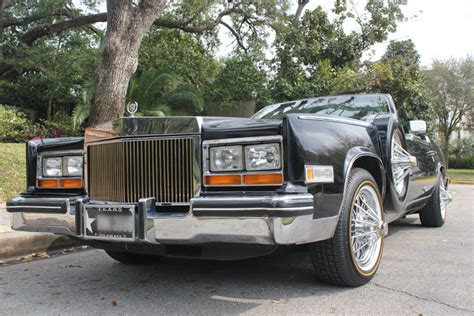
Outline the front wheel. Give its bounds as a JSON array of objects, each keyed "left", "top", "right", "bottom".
[{"left": 308, "top": 168, "right": 385, "bottom": 287}]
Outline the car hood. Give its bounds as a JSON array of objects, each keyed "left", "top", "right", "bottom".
[{"left": 84, "top": 116, "right": 282, "bottom": 143}]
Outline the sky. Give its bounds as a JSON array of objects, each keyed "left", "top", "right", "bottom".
[
  {"left": 367, "top": 0, "right": 474, "bottom": 66},
  {"left": 217, "top": 0, "right": 474, "bottom": 67}
]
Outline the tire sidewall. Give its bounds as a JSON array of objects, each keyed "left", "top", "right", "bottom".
[
  {"left": 433, "top": 173, "right": 446, "bottom": 224},
  {"left": 339, "top": 168, "right": 384, "bottom": 283}
]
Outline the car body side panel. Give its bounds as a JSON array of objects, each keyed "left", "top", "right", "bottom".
[{"left": 283, "top": 114, "right": 384, "bottom": 219}]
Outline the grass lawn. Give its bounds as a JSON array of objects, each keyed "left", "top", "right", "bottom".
[
  {"left": 0, "top": 143, "right": 26, "bottom": 202},
  {"left": 448, "top": 169, "right": 474, "bottom": 185}
]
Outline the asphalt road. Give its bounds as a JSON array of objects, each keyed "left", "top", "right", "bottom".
[{"left": 0, "top": 185, "right": 472, "bottom": 315}]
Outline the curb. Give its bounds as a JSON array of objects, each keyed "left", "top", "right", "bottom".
[{"left": 0, "top": 231, "right": 80, "bottom": 261}]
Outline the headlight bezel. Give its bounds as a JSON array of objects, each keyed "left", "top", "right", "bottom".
[
  {"left": 203, "top": 136, "right": 284, "bottom": 187},
  {"left": 36, "top": 151, "right": 84, "bottom": 189}
]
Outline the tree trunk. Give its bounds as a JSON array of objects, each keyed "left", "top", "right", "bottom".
[
  {"left": 47, "top": 97, "right": 53, "bottom": 120},
  {"left": 443, "top": 132, "right": 450, "bottom": 169},
  {"left": 88, "top": 0, "right": 166, "bottom": 126}
]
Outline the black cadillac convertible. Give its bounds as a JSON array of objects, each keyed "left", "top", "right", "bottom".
[{"left": 7, "top": 93, "right": 449, "bottom": 287}]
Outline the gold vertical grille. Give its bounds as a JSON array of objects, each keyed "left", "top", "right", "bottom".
[{"left": 88, "top": 138, "right": 195, "bottom": 203}]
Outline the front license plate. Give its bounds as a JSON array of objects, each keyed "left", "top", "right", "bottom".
[{"left": 83, "top": 205, "right": 135, "bottom": 240}]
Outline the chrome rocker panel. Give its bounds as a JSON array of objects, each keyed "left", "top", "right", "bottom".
[{"left": 8, "top": 194, "right": 338, "bottom": 246}]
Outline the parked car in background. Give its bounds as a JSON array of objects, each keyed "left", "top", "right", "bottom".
[{"left": 7, "top": 94, "right": 449, "bottom": 287}]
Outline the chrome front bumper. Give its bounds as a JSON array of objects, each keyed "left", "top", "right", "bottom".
[{"left": 7, "top": 194, "right": 338, "bottom": 246}]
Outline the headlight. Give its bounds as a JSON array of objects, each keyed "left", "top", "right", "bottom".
[
  {"left": 42, "top": 156, "right": 83, "bottom": 177},
  {"left": 63, "top": 156, "right": 83, "bottom": 176},
  {"left": 43, "top": 157, "right": 62, "bottom": 177},
  {"left": 210, "top": 145, "right": 243, "bottom": 172},
  {"left": 245, "top": 143, "right": 281, "bottom": 170}
]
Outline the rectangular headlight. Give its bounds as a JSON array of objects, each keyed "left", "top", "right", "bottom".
[
  {"left": 210, "top": 145, "right": 243, "bottom": 172},
  {"left": 63, "top": 156, "right": 83, "bottom": 176},
  {"left": 43, "top": 157, "right": 62, "bottom": 177},
  {"left": 245, "top": 143, "right": 281, "bottom": 171}
]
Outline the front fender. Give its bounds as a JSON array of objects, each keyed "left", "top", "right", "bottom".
[{"left": 283, "top": 114, "right": 383, "bottom": 220}]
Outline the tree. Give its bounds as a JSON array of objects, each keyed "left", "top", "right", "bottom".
[
  {"left": 0, "top": 1, "right": 101, "bottom": 119},
  {"left": 87, "top": 0, "right": 284, "bottom": 125},
  {"left": 1, "top": 0, "right": 266, "bottom": 125},
  {"left": 270, "top": 0, "right": 407, "bottom": 102},
  {"left": 205, "top": 54, "right": 267, "bottom": 115},
  {"left": 361, "top": 40, "right": 432, "bottom": 125},
  {"left": 87, "top": 0, "right": 166, "bottom": 125},
  {"left": 425, "top": 57, "right": 474, "bottom": 167}
]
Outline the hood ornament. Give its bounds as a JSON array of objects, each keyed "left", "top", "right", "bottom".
[{"left": 126, "top": 101, "right": 138, "bottom": 117}]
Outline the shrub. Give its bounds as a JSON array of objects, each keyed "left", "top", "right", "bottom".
[
  {"left": 0, "top": 105, "right": 80, "bottom": 143},
  {"left": 0, "top": 105, "right": 34, "bottom": 143},
  {"left": 449, "top": 156, "right": 474, "bottom": 169},
  {"left": 39, "top": 112, "right": 80, "bottom": 138}
]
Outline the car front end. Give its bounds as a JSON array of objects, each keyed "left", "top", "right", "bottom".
[{"left": 7, "top": 116, "right": 339, "bottom": 260}]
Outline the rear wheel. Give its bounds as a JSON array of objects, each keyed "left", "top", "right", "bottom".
[
  {"left": 308, "top": 168, "right": 385, "bottom": 287},
  {"left": 105, "top": 250, "right": 161, "bottom": 264},
  {"left": 419, "top": 174, "right": 448, "bottom": 227}
]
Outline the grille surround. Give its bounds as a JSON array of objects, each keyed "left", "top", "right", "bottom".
[{"left": 87, "top": 137, "right": 198, "bottom": 203}]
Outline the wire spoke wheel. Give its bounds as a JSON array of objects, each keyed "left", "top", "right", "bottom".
[
  {"left": 350, "top": 183, "right": 384, "bottom": 274},
  {"left": 439, "top": 180, "right": 449, "bottom": 220},
  {"left": 391, "top": 132, "right": 411, "bottom": 196}
]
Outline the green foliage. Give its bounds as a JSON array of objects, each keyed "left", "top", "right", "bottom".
[
  {"left": 0, "top": 0, "right": 101, "bottom": 120},
  {"left": 39, "top": 112, "right": 80, "bottom": 138},
  {"left": 449, "top": 138, "right": 474, "bottom": 157},
  {"left": 448, "top": 157, "right": 474, "bottom": 169},
  {"left": 0, "top": 105, "right": 79, "bottom": 143},
  {"left": 139, "top": 29, "right": 219, "bottom": 89},
  {"left": 72, "top": 81, "right": 94, "bottom": 131},
  {"left": 362, "top": 40, "right": 432, "bottom": 125},
  {"left": 425, "top": 57, "right": 474, "bottom": 135},
  {"left": 0, "top": 105, "right": 33, "bottom": 143},
  {"left": 270, "top": 1, "right": 407, "bottom": 102},
  {"left": 424, "top": 57, "right": 474, "bottom": 165},
  {"left": 128, "top": 68, "right": 204, "bottom": 116},
  {"left": 0, "top": 143, "right": 26, "bottom": 202},
  {"left": 207, "top": 55, "right": 266, "bottom": 109}
]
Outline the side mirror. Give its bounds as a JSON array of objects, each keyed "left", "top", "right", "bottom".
[{"left": 409, "top": 120, "right": 427, "bottom": 134}]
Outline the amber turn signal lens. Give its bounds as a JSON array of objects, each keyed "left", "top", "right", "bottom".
[
  {"left": 59, "top": 179, "right": 83, "bottom": 187},
  {"left": 37, "top": 179, "right": 58, "bottom": 188},
  {"left": 205, "top": 175, "right": 241, "bottom": 186},
  {"left": 38, "top": 179, "right": 83, "bottom": 188},
  {"left": 243, "top": 173, "right": 283, "bottom": 185}
]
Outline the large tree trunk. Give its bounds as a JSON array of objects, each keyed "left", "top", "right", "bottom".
[{"left": 88, "top": 0, "right": 166, "bottom": 126}]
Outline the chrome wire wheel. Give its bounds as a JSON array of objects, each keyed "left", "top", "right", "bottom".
[
  {"left": 350, "top": 183, "right": 384, "bottom": 275},
  {"left": 391, "top": 132, "right": 411, "bottom": 196},
  {"left": 439, "top": 180, "right": 449, "bottom": 220}
]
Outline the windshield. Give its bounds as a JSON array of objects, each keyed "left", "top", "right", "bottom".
[{"left": 253, "top": 95, "right": 390, "bottom": 120}]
